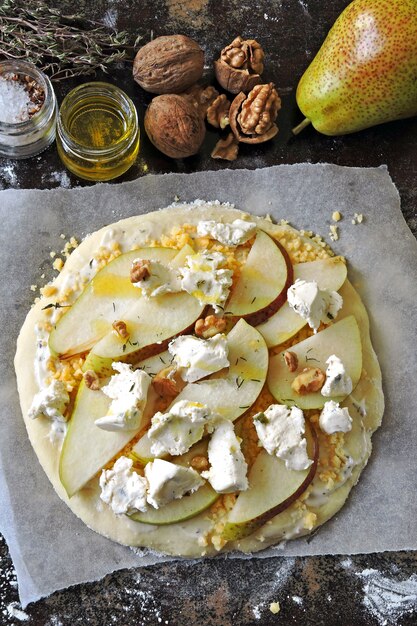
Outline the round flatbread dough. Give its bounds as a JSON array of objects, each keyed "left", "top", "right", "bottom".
[{"left": 15, "top": 201, "right": 384, "bottom": 557}]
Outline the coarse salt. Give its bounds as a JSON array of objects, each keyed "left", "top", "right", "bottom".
[{"left": 0, "top": 77, "right": 33, "bottom": 123}]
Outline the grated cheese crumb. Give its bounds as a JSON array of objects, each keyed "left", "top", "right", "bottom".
[
  {"left": 332, "top": 211, "right": 342, "bottom": 222},
  {"left": 30, "top": 284, "right": 37, "bottom": 292},
  {"left": 329, "top": 224, "right": 339, "bottom": 241},
  {"left": 60, "top": 233, "right": 66, "bottom": 239},
  {"left": 269, "top": 602, "right": 280, "bottom": 614},
  {"left": 49, "top": 250, "right": 57, "bottom": 258},
  {"left": 53, "top": 258, "right": 64, "bottom": 272}
]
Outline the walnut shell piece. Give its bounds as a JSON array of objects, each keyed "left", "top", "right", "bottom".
[
  {"left": 229, "top": 83, "right": 281, "bottom": 144},
  {"left": 207, "top": 94, "right": 231, "bottom": 129},
  {"left": 181, "top": 84, "right": 219, "bottom": 119},
  {"left": 144, "top": 94, "right": 206, "bottom": 158},
  {"left": 211, "top": 133, "right": 239, "bottom": 161},
  {"left": 215, "top": 36, "right": 264, "bottom": 94},
  {"left": 133, "top": 35, "right": 204, "bottom": 94}
]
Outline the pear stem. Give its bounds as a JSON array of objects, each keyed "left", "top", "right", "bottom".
[{"left": 292, "top": 118, "right": 311, "bottom": 135}]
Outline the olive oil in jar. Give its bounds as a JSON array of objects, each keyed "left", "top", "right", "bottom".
[{"left": 57, "top": 82, "right": 139, "bottom": 181}]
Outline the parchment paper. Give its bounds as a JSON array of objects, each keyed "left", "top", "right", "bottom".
[{"left": 1, "top": 164, "right": 416, "bottom": 608}]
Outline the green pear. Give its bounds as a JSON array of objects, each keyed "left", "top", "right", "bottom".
[{"left": 293, "top": 0, "right": 417, "bottom": 136}]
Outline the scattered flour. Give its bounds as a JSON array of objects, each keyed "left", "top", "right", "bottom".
[
  {"left": 249, "top": 558, "right": 296, "bottom": 620},
  {"left": 0, "top": 161, "right": 18, "bottom": 187},
  {"left": 356, "top": 569, "right": 417, "bottom": 626},
  {"left": 292, "top": 595, "right": 303, "bottom": 605},
  {"left": 46, "top": 170, "right": 72, "bottom": 188},
  {"left": 298, "top": 0, "right": 311, "bottom": 17},
  {"left": 103, "top": 7, "right": 118, "bottom": 28},
  {"left": 6, "top": 602, "right": 30, "bottom": 622},
  {"left": 44, "top": 617, "right": 63, "bottom": 626},
  {"left": 263, "top": 12, "right": 281, "bottom": 22}
]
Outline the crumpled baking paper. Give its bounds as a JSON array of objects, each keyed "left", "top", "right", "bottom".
[{"left": 0, "top": 164, "right": 416, "bottom": 607}]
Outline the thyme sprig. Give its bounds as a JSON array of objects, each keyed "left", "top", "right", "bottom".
[{"left": 0, "top": 0, "right": 139, "bottom": 81}]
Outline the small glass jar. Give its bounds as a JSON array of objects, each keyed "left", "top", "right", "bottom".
[
  {"left": 56, "top": 82, "right": 140, "bottom": 182},
  {"left": 0, "top": 60, "right": 57, "bottom": 159}
]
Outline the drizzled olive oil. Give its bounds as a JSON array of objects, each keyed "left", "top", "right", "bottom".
[{"left": 57, "top": 82, "right": 139, "bottom": 181}]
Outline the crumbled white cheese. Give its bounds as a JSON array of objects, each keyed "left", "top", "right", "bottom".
[
  {"left": 180, "top": 251, "right": 233, "bottom": 314},
  {"left": 131, "top": 259, "right": 182, "bottom": 297},
  {"left": 287, "top": 279, "right": 343, "bottom": 332},
  {"left": 253, "top": 404, "right": 312, "bottom": 471},
  {"left": 197, "top": 219, "right": 257, "bottom": 246},
  {"left": 48, "top": 420, "right": 68, "bottom": 448},
  {"left": 321, "top": 355, "right": 353, "bottom": 397},
  {"left": 99, "top": 456, "right": 148, "bottom": 515},
  {"left": 95, "top": 362, "right": 151, "bottom": 432},
  {"left": 145, "top": 458, "right": 205, "bottom": 508},
  {"left": 168, "top": 333, "right": 229, "bottom": 383},
  {"left": 319, "top": 401, "right": 352, "bottom": 434},
  {"left": 147, "top": 400, "right": 216, "bottom": 456},
  {"left": 202, "top": 419, "right": 248, "bottom": 493},
  {"left": 28, "top": 379, "right": 69, "bottom": 422},
  {"left": 34, "top": 323, "right": 53, "bottom": 387}
]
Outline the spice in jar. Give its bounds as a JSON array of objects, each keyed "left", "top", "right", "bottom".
[{"left": 0, "top": 60, "right": 57, "bottom": 159}]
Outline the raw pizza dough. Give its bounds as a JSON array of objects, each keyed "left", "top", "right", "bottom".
[{"left": 14, "top": 202, "right": 384, "bottom": 556}]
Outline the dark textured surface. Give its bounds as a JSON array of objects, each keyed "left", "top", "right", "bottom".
[{"left": 1, "top": 0, "right": 417, "bottom": 624}]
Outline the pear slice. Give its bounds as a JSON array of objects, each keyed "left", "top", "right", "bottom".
[
  {"left": 131, "top": 318, "right": 269, "bottom": 463},
  {"left": 226, "top": 230, "right": 293, "bottom": 325},
  {"left": 59, "top": 380, "right": 159, "bottom": 497},
  {"left": 129, "top": 441, "right": 219, "bottom": 525},
  {"left": 222, "top": 422, "right": 318, "bottom": 541},
  {"left": 49, "top": 247, "right": 177, "bottom": 358},
  {"left": 128, "top": 483, "right": 218, "bottom": 525},
  {"left": 268, "top": 315, "right": 362, "bottom": 410},
  {"left": 256, "top": 256, "right": 347, "bottom": 347},
  {"left": 82, "top": 290, "right": 205, "bottom": 377}
]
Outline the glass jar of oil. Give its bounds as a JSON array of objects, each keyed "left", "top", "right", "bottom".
[{"left": 56, "top": 82, "right": 139, "bottom": 181}]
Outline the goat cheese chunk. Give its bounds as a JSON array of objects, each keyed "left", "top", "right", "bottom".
[
  {"left": 99, "top": 456, "right": 148, "bottom": 515},
  {"left": 145, "top": 459, "right": 205, "bottom": 508},
  {"left": 321, "top": 355, "right": 353, "bottom": 397},
  {"left": 253, "top": 404, "right": 312, "bottom": 471},
  {"left": 319, "top": 401, "right": 353, "bottom": 434},
  {"left": 287, "top": 279, "right": 343, "bottom": 332},
  {"left": 180, "top": 251, "right": 233, "bottom": 314},
  {"left": 95, "top": 362, "right": 151, "bottom": 432},
  {"left": 168, "top": 333, "right": 229, "bottom": 383},
  {"left": 132, "top": 259, "right": 182, "bottom": 297},
  {"left": 28, "top": 379, "right": 69, "bottom": 422},
  {"left": 147, "top": 400, "right": 216, "bottom": 456},
  {"left": 197, "top": 219, "right": 257, "bottom": 246},
  {"left": 202, "top": 419, "right": 248, "bottom": 493}
]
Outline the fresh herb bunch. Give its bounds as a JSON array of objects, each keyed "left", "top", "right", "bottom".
[{"left": 0, "top": 0, "right": 139, "bottom": 81}]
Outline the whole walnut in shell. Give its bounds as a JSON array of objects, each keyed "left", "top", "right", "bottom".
[
  {"left": 133, "top": 35, "right": 204, "bottom": 94},
  {"left": 144, "top": 94, "right": 206, "bottom": 158}
]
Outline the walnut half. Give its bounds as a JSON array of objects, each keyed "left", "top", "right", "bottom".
[
  {"left": 214, "top": 36, "right": 264, "bottom": 94},
  {"left": 152, "top": 366, "right": 180, "bottom": 398},
  {"left": 83, "top": 369, "right": 100, "bottom": 390},
  {"left": 130, "top": 259, "right": 151, "bottom": 283},
  {"left": 195, "top": 315, "right": 227, "bottom": 338},
  {"left": 112, "top": 320, "right": 129, "bottom": 340},
  {"left": 284, "top": 351, "right": 298, "bottom": 373},
  {"left": 291, "top": 367, "right": 326, "bottom": 395},
  {"left": 229, "top": 83, "right": 281, "bottom": 144},
  {"left": 207, "top": 94, "right": 231, "bottom": 129}
]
